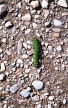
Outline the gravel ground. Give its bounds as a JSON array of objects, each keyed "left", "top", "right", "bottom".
[{"left": 0, "top": 0, "right": 68, "bottom": 108}]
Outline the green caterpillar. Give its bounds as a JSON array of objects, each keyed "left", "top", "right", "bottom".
[{"left": 33, "top": 37, "right": 40, "bottom": 68}]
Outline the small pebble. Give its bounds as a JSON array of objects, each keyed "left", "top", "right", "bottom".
[
  {"left": 0, "top": 73, "right": 6, "bottom": 81},
  {"left": 25, "top": 68, "right": 31, "bottom": 73},
  {"left": 5, "top": 21, "right": 13, "bottom": 28},
  {"left": 22, "top": 13, "right": 31, "bottom": 22},
  {"left": 42, "top": 0, "right": 48, "bottom": 9},
  {"left": 1, "top": 37, "right": 6, "bottom": 43},
  {"left": 58, "top": 0, "right": 67, "bottom": 7},
  {"left": 32, "top": 23, "right": 37, "bottom": 28},
  {"left": 63, "top": 98, "right": 67, "bottom": 104},
  {"left": 0, "top": 48, "right": 2, "bottom": 53},
  {"left": 0, "top": 4, "right": 7, "bottom": 17},
  {"left": 10, "top": 84, "right": 18, "bottom": 93},
  {"left": 48, "top": 46, "right": 53, "bottom": 51},
  {"left": 31, "top": 1, "right": 39, "bottom": 9},
  {"left": 17, "top": 59, "right": 23, "bottom": 64},
  {"left": 0, "top": 62, "right": 5, "bottom": 72},
  {"left": 56, "top": 45, "right": 62, "bottom": 51},
  {"left": 53, "top": 19, "right": 62, "bottom": 26},
  {"left": 23, "top": 43, "right": 28, "bottom": 49},
  {"left": 32, "top": 80, "right": 43, "bottom": 90},
  {"left": 48, "top": 96, "right": 54, "bottom": 101},
  {"left": 20, "top": 89, "right": 30, "bottom": 98},
  {"left": 25, "top": 29, "right": 31, "bottom": 34},
  {"left": 17, "top": 41, "right": 22, "bottom": 55},
  {"left": 22, "top": 54, "right": 29, "bottom": 59},
  {"left": 43, "top": 9, "right": 49, "bottom": 18},
  {"left": 37, "top": 104, "right": 42, "bottom": 108},
  {"left": 24, "top": 64, "right": 28, "bottom": 68}
]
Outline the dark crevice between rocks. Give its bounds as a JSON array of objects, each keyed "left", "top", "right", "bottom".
[
  {"left": 0, "top": 1, "right": 8, "bottom": 19},
  {"left": 29, "top": 0, "right": 42, "bottom": 10},
  {"left": 0, "top": 1, "right": 6, "bottom": 5},
  {"left": 0, "top": 94, "right": 6, "bottom": 101},
  {"left": 35, "top": 2, "right": 42, "bottom": 10},
  {"left": 0, "top": 10, "right": 8, "bottom": 19},
  {"left": 48, "top": 0, "right": 55, "bottom": 9}
]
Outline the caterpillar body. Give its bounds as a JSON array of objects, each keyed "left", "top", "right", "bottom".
[{"left": 33, "top": 37, "right": 40, "bottom": 68}]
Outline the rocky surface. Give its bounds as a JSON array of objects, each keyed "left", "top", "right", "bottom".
[{"left": 0, "top": 0, "right": 68, "bottom": 108}]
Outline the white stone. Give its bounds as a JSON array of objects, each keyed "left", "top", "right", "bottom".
[
  {"left": 55, "top": 67, "right": 59, "bottom": 71},
  {"left": 3, "top": 104, "right": 7, "bottom": 108},
  {"left": 56, "top": 45, "right": 62, "bottom": 51},
  {"left": 16, "top": 2, "right": 21, "bottom": 8},
  {"left": 32, "top": 95, "right": 39, "bottom": 101},
  {"left": 32, "top": 23, "right": 37, "bottom": 28},
  {"left": 10, "top": 84, "right": 18, "bottom": 93},
  {"left": 48, "top": 104, "right": 52, "bottom": 108},
  {"left": 10, "top": 105, "right": 15, "bottom": 108},
  {"left": 44, "top": 92, "right": 49, "bottom": 96},
  {"left": 0, "top": 48, "right": 2, "bottom": 53},
  {"left": 63, "top": 99, "right": 67, "bottom": 104},
  {"left": 44, "top": 10, "right": 49, "bottom": 18},
  {"left": 48, "top": 46, "right": 53, "bottom": 51},
  {"left": 53, "top": 19, "right": 62, "bottom": 26},
  {"left": 31, "top": 1, "right": 39, "bottom": 9},
  {"left": 48, "top": 96, "right": 54, "bottom": 101},
  {"left": 5, "top": 50, "right": 11, "bottom": 56},
  {"left": 23, "top": 43, "right": 28, "bottom": 49},
  {"left": 25, "top": 68, "right": 31, "bottom": 73},
  {"left": 22, "top": 54, "right": 28, "bottom": 59},
  {"left": 45, "top": 21, "right": 50, "bottom": 26},
  {"left": 22, "top": 13, "right": 31, "bottom": 22},
  {"left": 27, "top": 87, "right": 31, "bottom": 91},
  {"left": 58, "top": 0, "right": 67, "bottom": 8},
  {"left": 44, "top": 105, "right": 48, "bottom": 108},
  {"left": 42, "top": 0, "right": 48, "bottom": 8},
  {"left": 5, "top": 21, "right": 12, "bottom": 28},
  {"left": 20, "top": 89, "right": 30, "bottom": 98},
  {"left": 1, "top": 37, "right": 6, "bottom": 43},
  {"left": 32, "top": 80, "right": 43, "bottom": 90},
  {"left": 24, "top": 64, "right": 28, "bottom": 69},
  {"left": 0, "top": 62, "right": 5, "bottom": 72},
  {"left": 25, "top": 29, "right": 31, "bottom": 34},
  {"left": 45, "top": 43, "right": 49, "bottom": 47},
  {"left": 0, "top": 87, "right": 2, "bottom": 91},
  {"left": 0, "top": 73, "right": 5, "bottom": 81},
  {"left": 66, "top": 48, "right": 68, "bottom": 53},
  {"left": 21, "top": 26, "right": 26, "bottom": 31},
  {"left": 17, "top": 59, "right": 23, "bottom": 64},
  {"left": 24, "top": 0, "right": 30, "bottom": 3},
  {"left": 0, "top": 4, "right": 7, "bottom": 16},
  {"left": 37, "top": 104, "right": 42, "bottom": 108}
]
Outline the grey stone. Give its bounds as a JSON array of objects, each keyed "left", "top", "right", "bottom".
[
  {"left": 17, "top": 41, "right": 22, "bottom": 55},
  {"left": 10, "top": 84, "right": 18, "bottom": 93},
  {"left": 0, "top": 4, "right": 7, "bottom": 17},
  {"left": 53, "top": 19, "right": 62, "bottom": 26},
  {"left": 20, "top": 89, "right": 30, "bottom": 98}
]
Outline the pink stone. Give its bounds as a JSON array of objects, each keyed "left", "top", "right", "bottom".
[
  {"left": 27, "top": 49, "right": 34, "bottom": 56},
  {"left": 43, "top": 9, "right": 49, "bottom": 19},
  {"left": 24, "top": 21, "right": 30, "bottom": 26}
]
